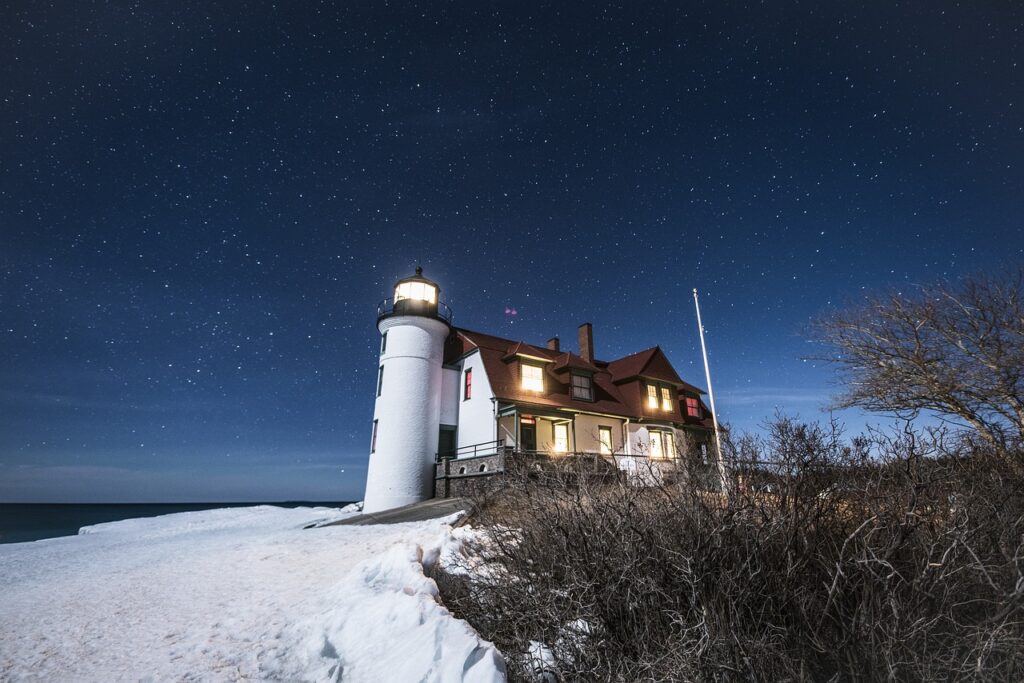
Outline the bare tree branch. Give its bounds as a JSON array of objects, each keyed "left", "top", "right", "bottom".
[{"left": 811, "top": 269, "right": 1024, "bottom": 473}]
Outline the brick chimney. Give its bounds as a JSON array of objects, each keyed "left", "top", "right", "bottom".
[
  {"left": 546, "top": 337, "right": 560, "bottom": 352},
  {"left": 577, "top": 323, "right": 594, "bottom": 363}
]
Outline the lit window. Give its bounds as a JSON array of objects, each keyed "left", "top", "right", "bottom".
[
  {"left": 661, "top": 386, "right": 672, "bottom": 411},
  {"left": 685, "top": 397, "right": 700, "bottom": 417},
  {"left": 598, "top": 426, "right": 613, "bottom": 455},
  {"left": 464, "top": 368, "right": 472, "bottom": 400},
  {"left": 521, "top": 364, "right": 544, "bottom": 392},
  {"left": 571, "top": 373, "right": 592, "bottom": 400},
  {"left": 649, "top": 430, "right": 674, "bottom": 459},
  {"left": 376, "top": 365, "right": 384, "bottom": 396},
  {"left": 553, "top": 423, "right": 569, "bottom": 452},
  {"left": 370, "top": 419, "right": 378, "bottom": 453},
  {"left": 650, "top": 430, "right": 664, "bottom": 459},
  {"left": 646, "top": 383, "right": 658, "bottom": 409},
  {"left": 380, "top": 331, "right": 387, "bottom": 354},
  {"left": 395, "top": 280, "right": 437, "bottom": 303}
]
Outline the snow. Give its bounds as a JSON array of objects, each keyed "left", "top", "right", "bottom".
[{"left": 0, "top": 505, "right": 504, "bottom": 682}]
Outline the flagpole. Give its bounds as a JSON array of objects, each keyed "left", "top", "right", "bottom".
[{"left": 693, "top": 288, "right": 730, "bottom": 493}]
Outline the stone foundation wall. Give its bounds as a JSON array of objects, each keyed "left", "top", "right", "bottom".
[
  {"left": 433, "top": 451, "right": 706, "bottom": 499},
  {"left": 433, "top": 452, "right": 506, "bottom": 499}
]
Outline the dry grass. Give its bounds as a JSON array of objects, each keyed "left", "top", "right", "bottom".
[{"left": 434, "top": 418, "right": 1024, "bottom": 682}]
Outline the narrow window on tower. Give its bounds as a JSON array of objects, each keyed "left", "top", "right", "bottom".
[
  {"left": 646, "top": 383, "right": 659, "bottom": 409},
  {"left": 599, "top": 426, "right": 613, "bottom": 455},
  {"left": 376, "top": 365, "right": 384, "bottom": 396},
  {"left": 661, "top": 386, "right": 672, "bottom": 411},
  {"left": 370, "top": 419, "right": 378, "bottom": 453},
  {"left": 464, "top": 368, "right": 472, "bottom": 400},
  {"left": 380, "top": 331, "right": 387, "bottom": 354}
]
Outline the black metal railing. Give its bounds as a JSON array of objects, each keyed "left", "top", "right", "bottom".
[
  {"left": 436, "top": 438, "right": 504, "bottom": 461},
  {"left": 376, "top": 297, "right": 454, "bottom": 324}
]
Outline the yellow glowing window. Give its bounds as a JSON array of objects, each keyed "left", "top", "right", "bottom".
[
  {"left": 650, "top": 430, "right": 664, "bottom": 459},
  {"left": 553, "top": 423, "right": 569, "bottom": 452},
  {"left": 394, "top": 281, "right": 437, "bottom": 304},
  {"left": 663, "top": 432, "right": 674, "bottom": 459},
  {"left": 661, "top": 386, "right": 672, "bottom": 411},
  {"left": 646, "top": 384, "right": 658, "bottom": 409},
  {"left": 521, "top": 364, "right": 544, "bottom": 392},
  {"left": 598, "top": 426, "right": 613, "bottom": 455}
]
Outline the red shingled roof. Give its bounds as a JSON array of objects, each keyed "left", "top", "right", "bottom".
[
  {"left": 606, "top": 347, "right": 706, "bottom": 395},
  {"left": 447, "top": 327, "right": 713, "bottom": 428},
  {"left": 550, "top": 351, "right": 599, "bottom": 374}
]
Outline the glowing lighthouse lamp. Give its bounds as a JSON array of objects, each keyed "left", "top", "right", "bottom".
[{"left": 363, "top": 267, "right": 452, "bottom": 513}]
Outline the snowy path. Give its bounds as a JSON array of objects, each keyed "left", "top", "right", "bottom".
[{"left": 0, "top": 506, "right": 503, "bottom": 682}]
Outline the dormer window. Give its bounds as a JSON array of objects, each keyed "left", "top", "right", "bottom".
[
  {"left": 521, "top": 363, "right": 544, "bottom": 392},
  {"left": 646, "top": 382, "right": 674, "bottom": 412},
  {"left": 685, "top": 397, "right": 700, "bottom": 417},
  {"left": 571, "top": 373, "right": 593, "bottom": 401},
  {"left": 646, "top": 383, "right": 658, "bottom": 409}
]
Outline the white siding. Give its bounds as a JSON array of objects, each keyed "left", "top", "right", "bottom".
[
  {"left": 534, "top": 418, "right": 558, "bottom": 452},
  {"left": 626, "top": 423, "right": 680, "bottom": 458},
  {"left": 439, "top": 367, "right": 460, "bottom": 426},
  {"left": 573, "top": 413, "right": 626, "bottom": 454},
  {"left": 455, "top": 350, "right": 496, "bottom": 453},
  {"left": 627, "top": 422, "right": 650, "bottom": 457}
]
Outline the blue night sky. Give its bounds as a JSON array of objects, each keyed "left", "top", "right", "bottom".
[{"left": 2, "top": 2, "right": 1022, "bottom": 502}]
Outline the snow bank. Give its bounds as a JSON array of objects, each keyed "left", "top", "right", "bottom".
[
  {"left": 76, "top": 503, "right": 343, "bottom": 538},
  {"left": 276, "top": 525, "right": 505, "bottom": 682},
  {"left": 0, "top": 506, "right": 504, "bottom": 682}
]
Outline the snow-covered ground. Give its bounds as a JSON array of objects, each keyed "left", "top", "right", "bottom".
[{"left": 0, "top": 505, "right": 504, "bottom": 682}]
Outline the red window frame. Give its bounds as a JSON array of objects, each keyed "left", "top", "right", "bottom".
[
  {"left": 685, "top": 397, "right": 700, "bottom": 417},
  {"left": 464, "top": 368, "right": 472, "bottom": 400}
]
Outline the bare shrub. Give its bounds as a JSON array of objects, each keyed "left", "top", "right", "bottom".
[{"left": 435, "top": 417, "right": 1024, "bottom": 682}]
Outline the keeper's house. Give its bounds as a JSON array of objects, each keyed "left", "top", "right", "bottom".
[{"left": 363, "top": 268, "right": 715, "bottom": 513}]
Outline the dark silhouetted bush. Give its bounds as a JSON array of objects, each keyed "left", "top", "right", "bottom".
[{"left": 434, "top": 417, "right": 1024, "bottom": 682}]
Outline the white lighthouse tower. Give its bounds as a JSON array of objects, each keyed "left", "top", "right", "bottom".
[{"left": 363, "top": 267, "right": 452, "bottom": 513}]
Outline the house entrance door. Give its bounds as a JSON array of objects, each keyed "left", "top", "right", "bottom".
[{"left": 520, "top": 423, "right": 536, "bottom": 452}]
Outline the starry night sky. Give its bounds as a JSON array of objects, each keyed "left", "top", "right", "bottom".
[{"left": 2, "top": 2, "right": 1022, "bottom": 502}]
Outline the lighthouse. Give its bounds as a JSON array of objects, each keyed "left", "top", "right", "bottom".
[{"left": 363, "top": 267, "right": 452, "bottom": 513}]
